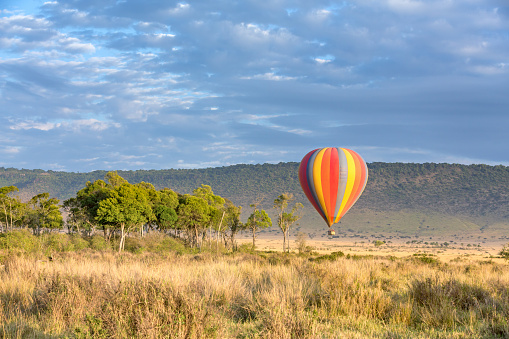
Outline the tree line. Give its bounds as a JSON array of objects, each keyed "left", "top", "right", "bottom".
[
  {"left": 0, "top": 171, "right": 302, "bottom": 253},
  {"left": 1, "top": 162, "right": 508, "bottom": 220}
]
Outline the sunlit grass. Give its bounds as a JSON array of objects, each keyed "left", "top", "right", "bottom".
[{"left": 0, "top": 235, "right": 508, "bottom": 338}]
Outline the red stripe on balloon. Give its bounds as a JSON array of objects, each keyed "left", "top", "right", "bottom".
[
  {"left": 321, "top": 148, "right": 332, "bottom": 225},
  {"left": 329, "top": 148, "right": 340, "bottom": 224}
]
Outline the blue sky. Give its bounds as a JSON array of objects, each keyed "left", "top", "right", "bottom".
[{"left": 1, "top": 0, "right": 508, "bottom": 172}]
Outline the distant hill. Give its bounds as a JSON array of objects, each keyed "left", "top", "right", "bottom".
[{"left": 1, "top": 163, "right": 508, "bottom": 239}]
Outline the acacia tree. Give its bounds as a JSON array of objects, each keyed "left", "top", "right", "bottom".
[
  {"left": 96, "top": 183, "right": 152, "bottom": 253},
  {"left": 65, "top": 179, "right": 111, "bottom": 237},
  {"left": 193, "top": 185, "right": 225, "bottom": 245},
  {"left": 177, "top": 194, "right": 210, "bottom": 248},
  {"left": 273, "top": 193, "right": 303, "bottom": 253},
  {"left": 246, "top": 202, "right": 272, "bottom": 250},
  {"left": 0, "top": 186, "right": 26, "bottom": 232},
  {"left": 63, "top": 197, "right": 88, "bottom": 235},
  {"left": 152, "top": 188, "right": 179, "bottom": 235},
  {"left": 154, "top": 205, "right": 178, "bottom": 233},
  {"left": 28, "top": 193, "right": 63, "bottom": 235},
  {"left": 105, "top": 171, "right": 127, "bottom": 187},
  {"left": 222, "top": 200, "right": 243, "bottom": 251}
]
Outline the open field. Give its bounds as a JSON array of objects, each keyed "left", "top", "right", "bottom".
[
  {"left": 1, "top": 231, "right": 509, "bottom": 338},
  {"left": 238, "top": 234, "right": 509, "bottom": 264}
]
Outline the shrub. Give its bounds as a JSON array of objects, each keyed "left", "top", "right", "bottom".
[
  {"left": 160, "top": 236, "right": 196, "bottom": 255},
  {"left": 499, "top": 244, "right": 509, "bottom": 260},
  {"left": 296, "top": 232, "right": 311, "bottom": 254},
  {"left": 0, "top": 229, "right": 38, "bottom": 252},
  {"left": 71, "top": 235, "right": 90, "bottom": 251},
  {"left": 412, "top": 253, "right": 439, "bottom": 265},
  {"left": 310, "top": 251, "right": 344, "bottom": 263},
  {"left": 42, "top": 233, "right": 76, "bottom": 253},
  {"left": 88, "top": 235, "right": 112, "bottom": 251},
  {"left": 123, "top": 237, "right": 145, "bottom": 254},
  {"left": 237, "top": 243, "right": 255, "bottom": 253}
]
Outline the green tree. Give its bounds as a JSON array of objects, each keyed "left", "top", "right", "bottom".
[
  {"left": 273, "top": 193, "right": 303, "bottom": 253},
  {"left": 193, "top": 185, "right": 225, "bottom": 244},
  {"left": 152, "top": 188, "right": 179, "bottom": 234},
  {"left": 67, "top": 179, "right": 112, "bottom": 237},
  {"left": 105, "top": 171, "right": 128, "bottom": 188},
  {"left": 153, "top": 205, "right": 178, "bottom": 232},
  {"left": 28, "top": 193, "right": 63, "bottom": 234},
  {"left": 500, "top": 244, "right": 509, "bottom": 260},
  {"left": 223, "top": 199, "right": 243, "bottom": 251},
  {"left": 177, "top": 194, "right": 210, "bottom": 248},
  {"left": 96, "top": 183, "right": 152, "bottom": 253},
  {"left": 0, "top": 186, "right": 26, "bottom": 232},
  {"left": 157, "top": 188, "right": 179, "bottom": 210},
  {"left": 63, "top": 197, "right": 88, "bottom": 235},
  {"left": 246, "top": 202, "right": 272, "bottom": 250}
]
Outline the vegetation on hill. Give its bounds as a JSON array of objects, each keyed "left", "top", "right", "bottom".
[
  {"left": 1, "top": 163, "right": 508, "bottom": 236},
  {"left": 363, "top": 163, "right": 509, "bottom": 219},
  {"left": 1, "top": 163, "right": 508, "bottom": 215}
]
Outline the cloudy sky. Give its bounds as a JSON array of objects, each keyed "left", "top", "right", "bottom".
[{"left": 1, "top": 0, "right": 508, "bottom": 172}]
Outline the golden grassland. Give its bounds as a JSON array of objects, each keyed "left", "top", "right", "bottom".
[
  {"left": 240, "top": 234, "right": 508, "bottom": 263},
  {"left": 1, "top": 234, "right": 509, "bottom": 338}
]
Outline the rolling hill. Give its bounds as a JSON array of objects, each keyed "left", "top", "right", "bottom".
[{"left": 1, "top": 163, "right": 508, "bottom": 239}]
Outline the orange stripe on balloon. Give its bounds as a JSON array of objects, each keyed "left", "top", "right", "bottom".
[
  {"left": 321, "top": 148, "right": 332, "bottom": 225},
  {"left": 312, "top": 148, "right": 328, "bottom": 222},
  {"left": 298, "top": 149, "right": 326, "bottom": 221}
]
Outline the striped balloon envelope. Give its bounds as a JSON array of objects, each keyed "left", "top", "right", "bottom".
[{"left": 298, "top": 148, "right": 368, "bottom": 227}]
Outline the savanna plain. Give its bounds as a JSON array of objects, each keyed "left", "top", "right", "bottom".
[{"left": 1, "top": 231, "right": 509, "bottom": 339}]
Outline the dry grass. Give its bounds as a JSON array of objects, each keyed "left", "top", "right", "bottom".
[
  {"left": 244, "top": 235, "right": 506, "bottom": 263},
  {"left": 1, "top": 247, "right": 509, "bottom": 338}
]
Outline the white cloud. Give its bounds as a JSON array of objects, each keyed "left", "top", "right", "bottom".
[
  {"left": 9, "top": 119, "right": 120, "bottom": 132},
  {"left": 0, "top": 146, "right": 22, "bottom": 154},
  {"left": 470, "top": 63, "right": 508, "bottom": 75},
  {"left": 241, "top": 72, "right": 298, "bottom": 81},
  {"left": 60, "top": 119, "right": 122, "bottom": 132},
  {"left": 10, "top": 121, "right": 57, "bottom": 131},
  {"left": 386, "top": 0, "right": 425, "bottom": 14},
  {"left": 314, "top": 55, "right": 335, "bottom": 64},
  {"left": 60, "top": 37, "right": 96, "bottom": 53},
  {"left": 167, "top": 2, "right": 190, "bottom": 15},
  {"left": 0, "top": 0, "right": 508, "bottom": 171}
]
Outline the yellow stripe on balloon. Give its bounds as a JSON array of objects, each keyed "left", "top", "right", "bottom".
[
  {"left": 334, "top": 149, "right": 356, "bottom": 223},
  {"left": 312, "top": 148, "right": 328, "bottom": 216}
]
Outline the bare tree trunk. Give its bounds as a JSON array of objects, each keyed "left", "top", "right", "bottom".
[
  {"left": 286, "top": 229, "right": 290, "bottom": 252},
  {"left": 252, "top": 227, "right": 256, "bottom": 250},
  {"left": 216, "top": 211, "right": 225, "bottom": 246},
  {"left": 119, "top": 223, "right": 125, "bottom": 253},
  {"left": 9, "top": 200, "right": 13, "bottom": 231},
  {"left": 2, "top": 204, "right": 8, "bottom": 233},
  {"left": 209, "top": 224, "right": 212, "bottom": 249}
]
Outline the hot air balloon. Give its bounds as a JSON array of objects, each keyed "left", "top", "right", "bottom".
[{"left": 298, "top": 148, "right": 368, "bottom": 227}]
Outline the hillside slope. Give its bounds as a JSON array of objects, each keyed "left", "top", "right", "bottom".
[{"left": 1, "top": 163, "right": 508, "bottom": 237}]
